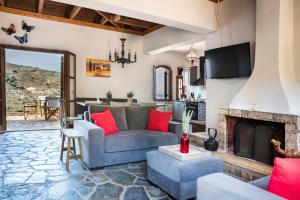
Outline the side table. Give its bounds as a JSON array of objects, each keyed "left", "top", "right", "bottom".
[{"left": 60, "top": 129, "right": 84, "bottom": 172}]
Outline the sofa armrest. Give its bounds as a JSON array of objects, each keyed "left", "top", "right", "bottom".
[
  {"left": 74, "top": 120, "right": 105, "bottom": 168},
  {"left": 249, "top": 176, "right": 270, "bottom": 190},
  {"left": 169, "top": 121, "right": 182, "bottom": 134},
  {"left": 197, "top": 173, "right": 285, "bottom": 200},
  {"left": 83, "top": 111, "right": 90, "bottom": 121}
]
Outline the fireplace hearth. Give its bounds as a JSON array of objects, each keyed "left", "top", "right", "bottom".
[
  {"left": 218, "top": 108, "right": 300, "bottom": 166},
  {"left": 233, "top": 118, "right": 285, "bottom": 165}
]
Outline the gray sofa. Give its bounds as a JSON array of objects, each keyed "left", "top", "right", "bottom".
[
  {"left": 197, "top": 173, "right": 285, "bottom": 200},
  {"left": 74, "top": 105, "right": 182, "bottom": 169}
]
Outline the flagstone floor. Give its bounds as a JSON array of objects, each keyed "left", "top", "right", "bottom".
[{"left": 0, "top": 130, "right": 171, "bottom": 200}]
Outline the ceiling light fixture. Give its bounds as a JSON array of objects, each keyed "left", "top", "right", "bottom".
[
  {"left": 109, "top": 29, "right": 137, "bottom": 68},
  {"left": 185, "top": 44, "right": 199, "bottom": 66}
]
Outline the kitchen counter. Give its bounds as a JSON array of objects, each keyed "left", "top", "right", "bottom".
[{"left": 175, "top": 99, "right": 206, "bottom": 103}]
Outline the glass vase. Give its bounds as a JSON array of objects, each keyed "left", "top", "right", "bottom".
[{"left": 180, "top": 133, "right": 189, "bottom": 153}]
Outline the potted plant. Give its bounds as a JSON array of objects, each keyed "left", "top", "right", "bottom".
[
  {"left": 106, "top": 90, "right": 112, "bottom": 104},
  {"left": 127, "top": 91, "right": 134, "bottom": 103},
  {"left": 180, "top": 109, "right": 193, "bottom": 153}
]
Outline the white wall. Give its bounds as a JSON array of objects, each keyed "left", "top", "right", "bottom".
[
  {"left": 0, "top": 12, "right": 185, "bottom": 101},
  {"left": 295, "top": 0, "right": 300, "bottom": 85},
  {"left": 53, "top": 0, "right": 217, "bottom": 34},
  {"left": 205, "top": 0, "right": 256, "bottom": 130}
]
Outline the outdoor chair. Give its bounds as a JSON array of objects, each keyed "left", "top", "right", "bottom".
[
  {"left": 38, "top": 96, "right": 46, "bottom": 117},
  {"left": 44, "top": 97, "right": 61, "bottom": 121},
  {"left": 23, "top": 100, "right": 38, "bottom": 120}
]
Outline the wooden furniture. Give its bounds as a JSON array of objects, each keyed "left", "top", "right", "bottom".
[
  {"left": 75, "top": 97, "right": 138, "bottom": 116},
  {"left": 176, "top": 75, "right": 185, "bottom": 100},
  {"left": 60, "top": 129, "right": 84, "bottom": 172},
  {"left": 0, "top": 2, "right": 163, "bottom": 36},
  {"left": 153, "top": 65, "right": 172, "bottom": 101},
  {"left": 23, "top": 100, "right": 38, "bottom": 120},
  {"left": 38, "top": 96, "right": 46, "bottom": 117},
  {"left": 44, "top": 97, "right": 60, "bottom": 121}
]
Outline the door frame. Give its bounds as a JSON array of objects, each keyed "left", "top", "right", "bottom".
[
  {"left": 0, "top": 43, "right": 75, "bottom": 132},
  {"left": 0, "top": 47, "right": 6, "bottom": 132}
]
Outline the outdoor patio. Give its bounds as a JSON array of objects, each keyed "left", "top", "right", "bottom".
[{"left": 6, "top": 115, "right": 60, "bottom": 131}]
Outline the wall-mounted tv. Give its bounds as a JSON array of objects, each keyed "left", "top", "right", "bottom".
[{"left": 205, "top": 42, "right": 252, "bottom": 79}]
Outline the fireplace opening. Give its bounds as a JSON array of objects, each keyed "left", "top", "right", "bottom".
[{"left": 230, "top": 118, "right": 285, "bottom": 165}]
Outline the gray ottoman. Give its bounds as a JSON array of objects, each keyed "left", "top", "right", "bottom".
[{"left": 147, "top": 150, "right": 223, "bottom": 200}]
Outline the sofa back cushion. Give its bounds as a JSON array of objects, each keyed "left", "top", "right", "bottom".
[
  {"left": 90, "top": 109, "right": 119, "bottom": 135},
  {"left": 125, "top": 106, "right": 154, "bottom": 130},
  {"left": 89, "top": 105, "right": 128, "bottom": 131},
  {"left": 147, "top": 109, "right": 172, "bottom": 132}
]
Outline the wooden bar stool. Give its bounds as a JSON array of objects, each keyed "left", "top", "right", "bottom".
[{"left": 60, "top": 129, "right": 84, "bottom": 172}]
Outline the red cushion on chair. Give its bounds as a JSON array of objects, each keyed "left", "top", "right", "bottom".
[
  {"left": 267, "top": 158, "right": 300, "bottom": 200},
  {"left": 147, "top": 109, "right": 172, "bottom": 132},
  {"left": 90, "top": 109, "right": 119, "bottom": 135}
]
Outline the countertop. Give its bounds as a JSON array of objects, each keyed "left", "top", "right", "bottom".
[{"left": 175, "top": 99, "right": 206, "bottom": 103}]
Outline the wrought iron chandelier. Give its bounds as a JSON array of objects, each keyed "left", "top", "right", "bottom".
[{"left": 109, "top": 32, "right": 137, "bottom": 68}]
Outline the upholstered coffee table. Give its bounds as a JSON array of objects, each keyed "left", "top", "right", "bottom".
[{"left": 147, "top": 150, "right": 223, "bottom": 200}]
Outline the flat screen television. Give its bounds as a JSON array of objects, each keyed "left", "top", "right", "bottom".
[{"left": 205, "top": 42, "right": 251, "bottom": 79}]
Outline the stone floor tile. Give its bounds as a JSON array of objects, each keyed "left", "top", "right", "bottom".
[
  {"left": 123, "top": 187, "right": 149, "bottom": 200},
  {"left": 89, "top": 183, "right": 123, "bottom": 200},
  {"left": 0, "top": 130, "right": 170, "bottom": 200},
  {"left": 3, "top": 173, "right": 32, "bottom": 184},
  {"left": 105, "top": 170, "right": 136, "bottom": 186}
]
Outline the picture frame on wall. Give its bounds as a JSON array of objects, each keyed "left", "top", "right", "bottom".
[{"left": 86, "top": 58, "right": 111, "bottom": 78}]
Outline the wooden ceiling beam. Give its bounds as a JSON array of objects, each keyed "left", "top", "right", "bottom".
[
  {"left": 69, "top": 6, "right": 81, "bottom": 19},
  {"left": 0, "top": 0, "right": 5, "bottom": 7},
  {"left": 96, "top": 11, "right": 120, "bottom": 29},
  {"left": 37, "top": 0, "right": 45, "bottom": 13},
  {"left": 118, "top": 18, "right": 153, "bottom": 29},
  {"left": 208, "top": 0, "right": 224, "bottom": 3},
  {"left": 100, "top": 17, "right": 108, "bottom": 25},
  {"left": 113, "top": 15, "right": 121, "bottom": 22},
  {"left": 143, "top": 24, "right": 164, "bottom": 35},
  {"left": 0, "top": 6, "right": 143, "bottom": 35}
]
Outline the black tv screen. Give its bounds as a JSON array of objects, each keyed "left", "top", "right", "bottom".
[{"left": 205, "top": 42, "right": 251, "bottom": 79}]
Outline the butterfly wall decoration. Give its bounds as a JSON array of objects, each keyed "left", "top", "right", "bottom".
[
  {"left": 14, "top": 33, "right": 28, "bottom": 44},
  {"left": 1, "top": 24, "right": 16, "bottom": 35},
  {"left": 22, "top": 21, "right": 35, "bottom": 32}
]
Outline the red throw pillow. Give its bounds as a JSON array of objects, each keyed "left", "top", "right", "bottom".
[
  {"left": 267, "top": 158, "right": 300, "bottom": 200},
  {"left": 90, "top": 109, "right": 119, "bottom": 136},
  {"left": 147, "top": 109, "right": 172, "bottom": 132}
]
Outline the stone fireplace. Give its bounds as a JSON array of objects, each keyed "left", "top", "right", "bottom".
[
  {"left": 218, "top": 108, "right": 300, "bottom": 165},
  {"left": 226, "top": 115, "right": 285, "bottom": 165}
]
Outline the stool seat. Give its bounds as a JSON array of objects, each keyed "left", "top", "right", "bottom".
[{"left": 61, "top": 129, "right": 82, "bottom": 138}]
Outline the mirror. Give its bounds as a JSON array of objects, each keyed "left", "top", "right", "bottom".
[{"left": 153, "top": 65, "right": 172, "bottom": 101}]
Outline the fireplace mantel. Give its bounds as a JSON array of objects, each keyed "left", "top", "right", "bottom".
[{"left": 217, "top": 107, "right": 300, "bottom": 151}]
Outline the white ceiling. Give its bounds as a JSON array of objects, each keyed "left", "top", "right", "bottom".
[{"left": 171, "top": 41, "right": 206, "bottom": 55}]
